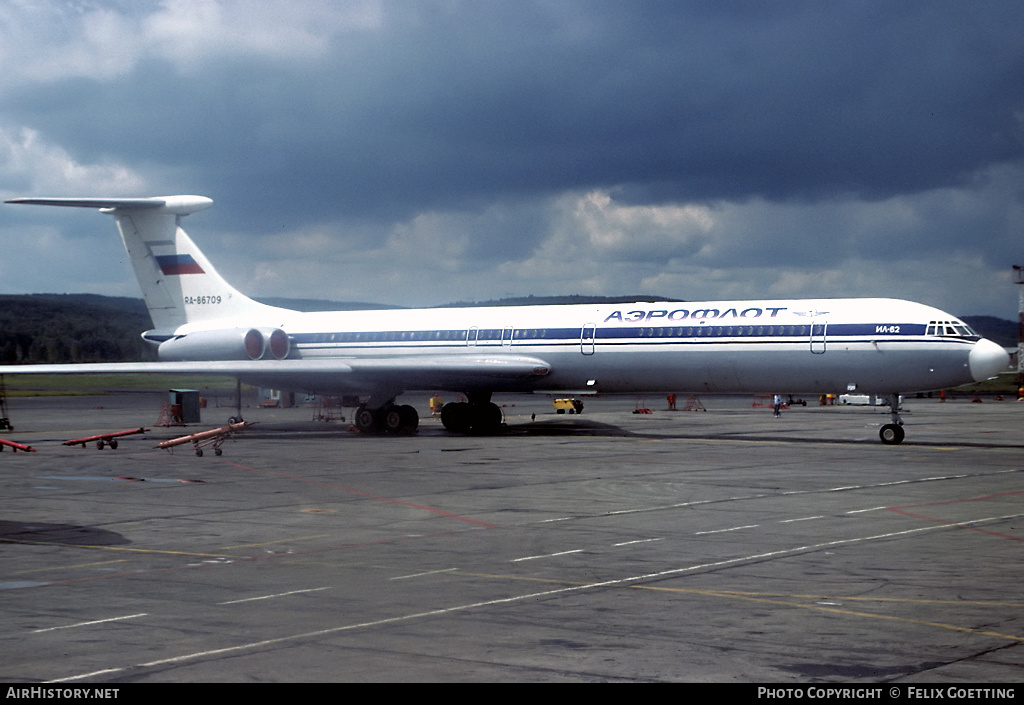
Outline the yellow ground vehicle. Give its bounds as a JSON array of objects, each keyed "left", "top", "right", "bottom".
[{"left": 553, "top": 398, "right": 584, "bottom": 414}]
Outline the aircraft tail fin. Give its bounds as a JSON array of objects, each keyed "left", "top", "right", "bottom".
[{"left": 6, "top": 196, "right": 288, "bottom": 331}]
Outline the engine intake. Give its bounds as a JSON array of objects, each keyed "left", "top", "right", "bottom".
[{"left": 158, "top": 328, "right": 290, "bottom": 361}]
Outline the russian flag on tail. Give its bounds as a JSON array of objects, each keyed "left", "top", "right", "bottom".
[{"left": 155, "top": 254, "right": 205, "bottom": 275}]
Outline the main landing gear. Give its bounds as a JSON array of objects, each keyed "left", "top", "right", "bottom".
[
  {"left": 354, "top": 403, "right": 419, "bottom": 434},
  {"left": 352, "top": 394, "right": 503, "bottom": 435},
  {"left": 440, "top": 401, "right": 504, "bottom": 434},
  {"left": 440, "top": 392, "right": 504, "bottom": 435},
  {"left": 879, "top": 393, "right": 905, "bottom": 445}
]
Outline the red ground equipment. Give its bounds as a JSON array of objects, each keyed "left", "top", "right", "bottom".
[
  {"left": 63, "top": 427, "right": 149, "bottom": 450},
  {"left": 155, "top": 421, "right": 252, "bottom": 457},
  {"left": 0, "top": 438, "right": 35, "bottom": 452}
]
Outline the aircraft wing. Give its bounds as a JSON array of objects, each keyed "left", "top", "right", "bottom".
[
  {"left": 0, "top": 360, "right": 352, "bottom": 375},
  {"left": 0, "top": 354, "right": 551, "bottom": 391}
]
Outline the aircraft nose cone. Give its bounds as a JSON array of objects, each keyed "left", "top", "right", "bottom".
[{"left": 969, "top": 338, "right": 1009, "bottom": 382}]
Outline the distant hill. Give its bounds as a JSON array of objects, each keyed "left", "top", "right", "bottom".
[
  {"left": 962, "top": 316, "right": 1018, "bottom": 349},
  {"left": 0, "top": 294, "right": 155, "bottom": 364},
  {"left": 0, "top": 294, "right": 1014, "bottom": 364}
]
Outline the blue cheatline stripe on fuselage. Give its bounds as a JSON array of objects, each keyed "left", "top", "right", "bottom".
[
  {"left": 289, "top": 323, "right": 949, "bottom": 350},
  {"left": 597, "top": 323, "right": 929, "bottom": 339}
]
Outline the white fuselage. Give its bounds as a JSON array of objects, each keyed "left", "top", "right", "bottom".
[{"left": 183, "top": 297, "right": 997, "bottom": 397}]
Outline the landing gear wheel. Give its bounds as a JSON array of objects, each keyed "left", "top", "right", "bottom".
[
  {"left": 441, "top": 400, "right": 504, "bottom": 434},
  {"left": 396, "top": 404, "right": 419, "bottom": 433},
  {"left": 471, "top": 402, "right": 504, "bottom": 434},
  {"left": 383, "top": 407, "right": 404, "bottom": 433},
  {"left": 384, "top": 405, "right": 419, "bottom": 433},
  {"left": 354, "top": 406, "right": 380, "bottom": 433},
  {"left": 441, "top": 402, "right": 472, "bottom": 433},
  {"left": 879, "top": 424, "right": 905, "bottom": 445}
]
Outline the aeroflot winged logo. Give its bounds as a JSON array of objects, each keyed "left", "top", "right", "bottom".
[{"left": 155, "top": 254, "right": 205, "bottom": 275}]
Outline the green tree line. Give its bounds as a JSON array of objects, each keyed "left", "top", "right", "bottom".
[{"left": 0, "top": 295, "right": 156, "bottom": 364}]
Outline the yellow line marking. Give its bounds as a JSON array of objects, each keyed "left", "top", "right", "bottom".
[
  {"left": 13, "top": 559, "right": 129, "bottom": 575},
  {"left": 0, "top": 538, "right": 234, "bottom": 558},
  {"left": 676, "top": 588, "right": 1024, "bottom": 608},
  {"left": 220, "top": 534, "right": 332, "bottom": 550},
  {"left": 458, "top": 571, "right": 1024, "bottom": 642},
  {"left": 633, "top": 584, "right": 1024, "bottom": 642}
]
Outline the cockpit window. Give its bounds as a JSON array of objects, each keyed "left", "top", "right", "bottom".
[{"left": 926, "top": 320, "right": 979, "bottom": 340}]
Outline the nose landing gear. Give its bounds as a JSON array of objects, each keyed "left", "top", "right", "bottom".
[{"left": 879, "top": 393, "right": 905, "bottom": 445}]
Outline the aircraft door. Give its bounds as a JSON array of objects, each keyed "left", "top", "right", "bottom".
[
  {"left": 502, "top": 326, "right": 514, "bottom": 346},
  {"left": 467, "top": 326, "right": 478, "bottom": 347},
  {"left": 581, "top": 323, "right": 596, "bottom": 355},
  {"left": 810, "top": 320, "right": 827, "bottom": 354}
]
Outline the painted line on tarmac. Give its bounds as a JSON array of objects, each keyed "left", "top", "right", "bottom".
[
  {"left": 694, "top": 524, "right": 759, "bottom": 535},
  {"left": 512, "top": 549, "right": 585, "bottom": 562},
  {"left": 33, "top": 614, "right": 148, "bottom": 633},
  {"left": 48, "top": 517, "right": 989, "bottom": 683},
  {"left": 218, "top": 587, "right": 331, "bottom": 605}
]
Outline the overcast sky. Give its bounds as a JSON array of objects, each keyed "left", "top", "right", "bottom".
[{"left": 1, "top": 0, "right": 1022, "bottom": 319}]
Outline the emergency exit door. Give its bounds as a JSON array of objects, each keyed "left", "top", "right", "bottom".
[
  {"left": 810, "top": 321, "right": 827, "bottom": 354},
  {"left": 581, "top": 324, "right": 596, "bottom": 355}
]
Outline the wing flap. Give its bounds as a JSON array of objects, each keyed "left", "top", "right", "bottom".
[{"left": 348, "top": 355, "right": 550, "bottom": 378}]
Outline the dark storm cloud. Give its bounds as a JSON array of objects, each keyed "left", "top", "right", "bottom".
[
  {"left": 9, "top": 1, "right": 1023, "bottom": 227},
  {"left": 1, "top": 1, "right": 1022, "bottom": 316}
]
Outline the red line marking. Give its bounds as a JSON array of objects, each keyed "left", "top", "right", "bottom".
[
  {"left": 890, "top": 489, "right": 1024, "bottom": 510},
  {"left": 887, "top": 489, "right": 1024, "bottom": 542}
]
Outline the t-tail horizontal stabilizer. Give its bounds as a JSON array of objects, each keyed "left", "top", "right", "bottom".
[
  {"left": 5, "top": 196, "right": 213, "bottom": 215},
  {"left": 6, "top": 195, "right": 288, "bottom": 330}
]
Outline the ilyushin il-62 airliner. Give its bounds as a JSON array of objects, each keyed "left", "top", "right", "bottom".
[{"left": 2, "top": 196, "right": 1009, "bottom": 444}]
